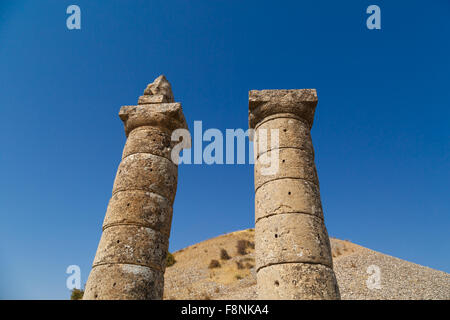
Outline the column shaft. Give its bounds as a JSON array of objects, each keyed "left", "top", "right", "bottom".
[
  {"left": 249, "top": 89, "right": 340, "bottom": 300},
  {"left": 84, "top": 76, "right": 187, "bottom": 300}
]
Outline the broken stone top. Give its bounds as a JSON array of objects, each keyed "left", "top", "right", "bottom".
[
  {"left": 249, "top": 89, "right": 318, "bottom": 130},
  {"left": 119, "top": 75, "right": 187, "bottom": 136},
  {"left": 139, "top": 75, "right": 175, "bottom": 104}
]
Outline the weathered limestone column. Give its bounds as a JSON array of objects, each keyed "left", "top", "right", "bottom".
[
  {"left": 84, "top": 75, "right": 188, "bottom": 300},
  {"left": 249, "top": 89, "right": 340, "bottom": 300}
]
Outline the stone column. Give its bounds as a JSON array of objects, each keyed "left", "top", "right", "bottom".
[
  {"left": 249, "top": 89, "right": 340, "bottom": 300},
  {"left": 84, "top": 75, "right": 188, "bottom": 300}
]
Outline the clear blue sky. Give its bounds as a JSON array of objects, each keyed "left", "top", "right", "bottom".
[{"left": 0, "top": 0, "right": 449, "bottom": 299}]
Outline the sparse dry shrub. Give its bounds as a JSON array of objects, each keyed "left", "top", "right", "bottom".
[
  {"left": 236, "top": 241, "right": 246, "bottom": 255},
  {"left": 220, "top": 248, "right": 231, "bottom": 260},
  {"left": 334, "top": 247, "right": 341, "bottom": 258},
  {"left": 236, "top": 240, "right": 255, "bottom": 255},
  {"left": 208, "top": 259, "right": 221, "bottom": 269},
  {"left": 70, "top": 288, "right": 84, "bottom": 300},
  {"left": 236, "top": 261, "right": 244, "bottom": 269},
  {"left": 166, "top": 252, "right": 176, "bottom": 267},
  {"left": 235, "top": 274, "right": 243, "bottom": 280},
  {"left": 331, "top": 241, "right": 344, "bottom": 258},
  {"left": 202, "top": 292, "right": 211, "bottom": 300},
  {"left": 236, "top": 240, "right": 249, "bottom": 255},
  {"left": 240, "top": 257, "right": 253, "bottom": 262}
]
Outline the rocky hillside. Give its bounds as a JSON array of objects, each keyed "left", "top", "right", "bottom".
[{"left": 164, "top": 229, "right": 450, "bottom": 300}]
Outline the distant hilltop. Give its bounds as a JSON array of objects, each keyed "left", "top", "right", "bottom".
[{"left": 164, "top": 229, "right": 450, "bottom": 300}]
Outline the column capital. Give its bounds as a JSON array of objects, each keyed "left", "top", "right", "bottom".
[
  {"left": 249, "top": 89, "right": 318, "bottom": 129},
  {"left": 119, "top": 103, "right": 188, "bottom": 137}
]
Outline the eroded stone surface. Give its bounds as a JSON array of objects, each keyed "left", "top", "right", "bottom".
[
  {"left": 249, "top": 89, "right": 318, "bottom": 129},
  {"left": 255, "top": 178, "right": 323, "bottom": 221},
  {"left": 119, "top": 103, "right": 187, "bottom": 137},
  {"left": 254, "top": 116, "right": 314, "bottom": 157},
  {"left": 83, "top": 264, "right": 164, "bottom": 300},
  {"left": 138, "top": 94, "right": 170, "bottom": 105},
  {"left": 255, "top": 213, "right": 333, "bottom": 270},
  {"left": 143, "top": 75, "right": 174, "bottom": 103},
  {"left": 257, "top": 263, "right": 340, "bottom": 300},
  {"left": 93, "top": 225, "right": 169, "bottom": 270},
  {"left": 103, "top": 190, "right": 173, "bottom": 236},
  {"left": 255, "top": 148, "right": 318, "bottom": 190},
  {"left": 112, "top": 153, "right": 178, "bottom": 203},
  {"left": 122, "top": 126, "right": 173, "bottom": 160}
]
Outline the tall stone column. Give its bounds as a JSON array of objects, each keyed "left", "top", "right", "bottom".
[
  {"left": 249, "top": 89, "right": 340, "bottom": 300},
  {"left": 84, "top": 75, "right": 188, "bottom": 300}
]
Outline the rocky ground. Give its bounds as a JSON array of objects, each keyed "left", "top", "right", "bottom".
[{"left": 163, "top": 229, "right": 450, "bottom": 300}]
